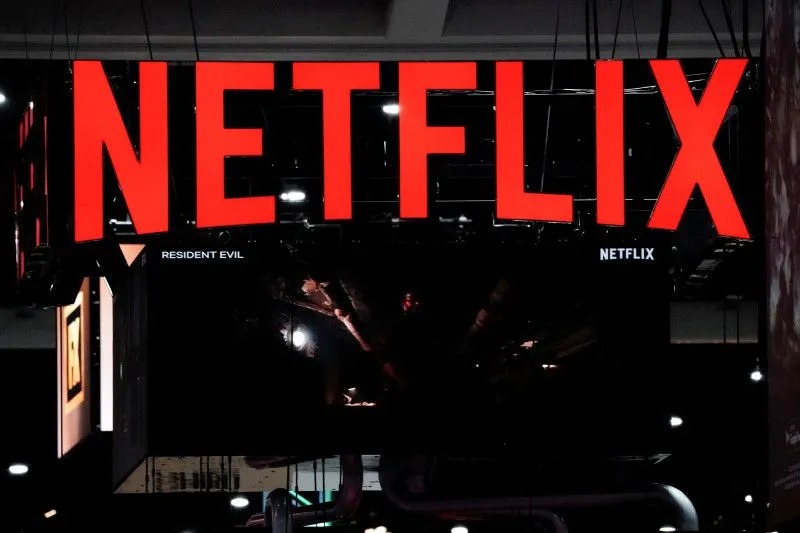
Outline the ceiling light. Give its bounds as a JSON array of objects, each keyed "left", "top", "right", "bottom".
[
  {"left": 750, "top": 369, "right": 764, "bottom": 382},
  {"left": 659, "top": 527, "right": 676, "bottom": 532},
  {"left": 744, "top": 494, "right": 753, "bottom": 503},
  {"left": 374, "top": 527, "right": 387, "bottom": 533},
  {"left": 8, "top": 463, "right": 29, "bottom": 475},
  {"left": 291, "top": 329, "right": 308, "bottom": 349},
  {"left": 230, "top": 496, "right": 249, "bottom": 509},
  {"left": 452, "top": 527, "right": 469, "bottom": 533},
  {"left": 279, "top": 190, "right": 306, "bottom": 203},
  {"left": 669, "top": 416, "right": 683, "bottom": 428},
  {"left": 44, "top": 509, "right": 57, "bottom": 519},
  {"left": 382, "top": 103, "right": 399, "bottom": 115},
  {"left": 0, "top": 92, "right": 6, "bottom": 105}
]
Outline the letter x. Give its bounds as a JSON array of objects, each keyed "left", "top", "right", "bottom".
[{"left": 647, "top": 59, "right": 749, "bottom": 239}]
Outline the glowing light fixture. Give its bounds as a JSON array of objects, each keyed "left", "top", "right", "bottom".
[
  {"left": 230, "top": 496, "right": 249, "bottom": 509},
  {"left": 382, "top": 103, "right": 399, "bottom": 115},
  {"left": 452, "top": 527, "right": 469, "bottom": 533},
  {"left": 8, "top": 463, "right": 29, "bottom": 475},
  {"left": 44, "top": 510, "right": 57, "bottom": 519},
  {"left": 750, "top": 369, "right": 764, "bottom": 382},
  {"left": 291, "top": 329, "right": 308, "bottom": 349},
  {"left": 669, "top": 416, "right": 683, "bottom": 428},
  {"left": 0, "top": 92, "right": 7, "bottom": 105},
  {"left": 659, "top": 527, "right": 676, "bottom": 532},
  {"left": 744, "top": 494, "right": 753, "bottom": 503},
  {"left": 279, "top": 190, "right": 306, "bottom": 203}
]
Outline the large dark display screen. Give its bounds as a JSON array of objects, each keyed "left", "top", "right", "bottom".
[{"left": 104, "top": 59, "right": 763, "bottom": 459}]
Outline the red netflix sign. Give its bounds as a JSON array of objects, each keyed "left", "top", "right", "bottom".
[{"left": 73, "top": 59, "right": 750, "bottom": 243}]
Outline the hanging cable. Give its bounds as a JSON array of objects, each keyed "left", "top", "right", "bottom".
[
  {"left": 611, "top": 0, "right": 623, "bottom": 59},
  {"left": 286, "top": 464, "right": 291, "bottom": 528},
  {"left": 321, "top": 456, "right": 326, "bottom": 513},
  {"left": 539, "top": 1, "right": 560, "bottom": 194},
  {"left": 656, "top": 0, "right": 672, "bottom": 58},
  {"left": 49, "top": 0, "right": 61, "bottom": 60},
  {"left": 629, "top": 0, "right": 641, "bottom": 59},
  {"left": 720, "top": 0, "right": 740, "bottom": 57},
  {"left": 23, "top": 18, "right": 30, "bottom": 61},
  {"left": 74, "top": 0, "right": 86, "bottom": 60},
  {"left": 742, "top": 0, "right": 752, "bottom": 57},
  {"left": 584, "top": 0, "right": 591, "bottom": 60},
  {"left": 188, "top": 0, "right": 200, "bottom": 61},
  {"left": 140, "top": 0, "right": 154, "bottom": 60},
  {"left": 592, "top": 0, "right": 600, "bottom": 58},
  {"left": 313, "top": 459, "right": 319, "bottom": 521},
  {"left": 699, "top": 0, "right": 726, "bottom": 57},
  {"left": 62, "top": 0, "right": 71, "bottom": 62}
]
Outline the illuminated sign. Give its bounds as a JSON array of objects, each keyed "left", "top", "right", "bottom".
[
  {"left": 57, "top": 278, "right": 91, "bottom": 457},
  {"left": 73, "top": 59, "right": 751, "bottom": 242},
  {"left": 599, "top": 248, "right": 655, "bottom": 261},
  {"left": 65, "top": 306, "right": 83, "bottom": 404}
]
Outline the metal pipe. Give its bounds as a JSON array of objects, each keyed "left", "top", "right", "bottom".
[
  {"left": 379, "top": 456, "right": 699, "bottom": 531},
  {"left": 268, "top": 488, "right": 293, "bottom": 533},
  {"left": 246, "top": 455, "right": 363, "bottom": 528}
]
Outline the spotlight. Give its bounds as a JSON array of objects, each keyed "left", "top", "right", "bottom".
[
  {"left": 744, "top": 494, "right": 753, "bottom": 503},
  {"left": 659, "top": 527, "right": 676, "bottom": 532},
  {"left": 382, "top": 103, "right": 399, "bottom": 115},
  {"left": 291, "top": 328, "right": 308, "bottom": 349},
  {"left": 750, "top": 369, "right": 764, "bottom": 382},
  {"left": 669, "top": 416, "right": 683, "bottom": 428},
  {"left": 374, "top": 527, "right": 387, "bottom": 533},
  {"left": 8, "top": 463, "right": 29, "bottom": 475},
  {"left": 452, "top": 527, "right": 469, "bottom": 533},
  {"left": 29, "top": 101, "right": 34, "bottom": 110},
  {"left": 230, "top": 496, "right": 249, "bottom": 509},
  {"left": 44, "top": 509, "right": 57, "bottom": 519},
  {"left": 279, "top": 190, "right": 306, "bottom": 203},
  {"left": 0, "top": 92, "right": 6, "bottom": 105}
]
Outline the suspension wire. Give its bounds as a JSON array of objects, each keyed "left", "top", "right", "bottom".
[
  {"left": 592, "top": 0, "right": 600, "bottom": 58},
  {"left": 539, "top": 0, "right": 560, "bottom": 195},
  {"left": 656, "top": 0, "right": 672, "bottom": 58},
  {"left": 742, "top": 0, "right": 752, "bottom": 57},
  {"left": 699, "top": 0, "right": 726, "bottom": 57},
  {"left": 583, "top": 0, "right": 591, "bottom": 60},
  {"left": 49, "top": 0, "right": 60, "bottom": 60},
  {"left": 140, "top": 0, "right": 154, "bottom": 60},
  {"left": 611, "top": 0, "right": 623, "bottom": 59},
  {"left": 720, "top": 0, "right": 740, "bottom": 57},
  {"left": 62, "top": 0, "right": 71, "bottom": 62},
  {"left": 629, "top": 0, "right": 641, "bottom": 59},
  {"left": 285, "top": 463, "right": 291, "bottom": 530},
  {"left": 188, "top": 0, "right": 201, "bottom": 61},
  {"left": 313, "top": 459, "right": 319, "bottom": 521},
  {"left": 74, "top": 0, "right": 86, "bottom": 60}
]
